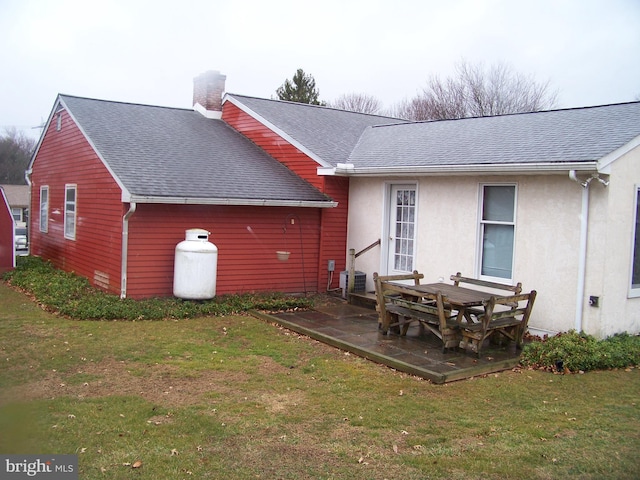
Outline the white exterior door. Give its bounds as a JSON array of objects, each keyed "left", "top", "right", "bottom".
[{"left": 386, "top": 185, "right": 417, "bottom": 274}]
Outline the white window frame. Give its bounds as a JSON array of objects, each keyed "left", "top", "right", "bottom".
[
  {"left": 477, "top": 183, "right": 517, "bottom": 283},
  {"left": 629, "top": 184, "right": 640, "bottom": 298},
  {"left": 64, "top": 184, "right": 77, "bottom": 240},
  {"left": 39, "top": 186, "right": 49, "bottom": 233}
]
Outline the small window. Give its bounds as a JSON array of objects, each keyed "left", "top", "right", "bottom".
[
  {"left": 11, "top": 207, "right": 22, "bottom": 222},
  {"left": 56, "top": 113, "right": 62, "bottom": 131},
  {"left": 479, "top": 184, "right": 516, "bottom": 281},
  {"left": 630, "top": 186, "right": 640, "bottom": 296},
  {"left": 39, "top": 186, "right": 49, "bottom": 233},
  {"left": 64, "top": 185, "right": 77, "bottom": 240}
]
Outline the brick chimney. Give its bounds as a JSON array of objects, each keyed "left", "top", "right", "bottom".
[{"left": 193, "top": 70, "right": 226, "bottom": 119}]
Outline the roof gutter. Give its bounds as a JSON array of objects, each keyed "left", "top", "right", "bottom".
[
  {"left": 320, "top": 161, "right": 600, "bottom": 176},
  {"left": 120, "top": 202, "right": 137, "bottom": 299},
  {"left": 127, "top": 195, "right": 337, "bottom": 208}
]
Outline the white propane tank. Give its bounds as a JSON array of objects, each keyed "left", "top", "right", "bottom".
[{"left": 173, "top": 229, "right": 218, "bottom": 300}]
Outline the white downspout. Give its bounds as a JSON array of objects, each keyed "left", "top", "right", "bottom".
[
  {"left": 120, "top": 202, "right": 137, "bottom": 299},
  {"left": 568, "top": 171, "right": 610, "bottom": 332},
  {"left": 571, "top": 172, "right": 589, "bottom": 332}
]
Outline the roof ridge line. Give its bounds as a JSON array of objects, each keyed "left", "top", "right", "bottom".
[{"left": 58, "top": 94, "right": 194, "bottom": 112}]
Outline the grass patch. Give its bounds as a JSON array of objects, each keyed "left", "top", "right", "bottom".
[{"left": 1, "top": 280, "right": 640, "bottom": 479}]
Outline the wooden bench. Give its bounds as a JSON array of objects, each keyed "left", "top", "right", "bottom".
[
  {"left": 458, "top": 290, "right": 537, "bottom": 356},
  {"left": 373, "top": 272, "right": 460, "bottom": 352},
  {"left": 450, "top": 272, "right": 522, "bottom": 320},
  {"left": 373, "top": 271, "right": 423, "bottom": 334}
]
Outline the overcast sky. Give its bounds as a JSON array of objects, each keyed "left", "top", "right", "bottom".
[{"left": 1, "top": 0, "right": 639, "bottom": 139}]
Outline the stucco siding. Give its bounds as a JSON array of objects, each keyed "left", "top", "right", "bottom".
[
  {"left": 598, "top": 145, "right": 640, "bottom": 336},
  {"left": 348, "top": 174, "right": 593, "bottom": 336}
]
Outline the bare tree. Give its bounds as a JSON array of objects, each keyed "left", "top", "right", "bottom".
[
  {"left": 329, "top": 93, "right": 383, "bottom": 115},
  {"left": 0, "top": 128, "right": 35, "bottom": 184},
  {"left": 393, "top": 60, "right": 559, "bottom": 121}
]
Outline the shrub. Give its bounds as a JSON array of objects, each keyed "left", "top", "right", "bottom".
[
  {"left": 3, "top": 256, "right": 314, "bottom": 320},
  {"left": 520, "top": 330, "right": 640, "bottom": 372}
]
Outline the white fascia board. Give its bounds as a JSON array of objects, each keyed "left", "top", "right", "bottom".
[
  {"left": 223, "top": 95, "right": 333, "bottom": 169},
  {"left": 328, "top": 161, "right": 599, "bottom": 176},
  {"left": 129, "top": 195, "right": 337, "bottom": 208},
  {"left": 55, "top": 97, "right": 132, "bottom": 202},
  {"left": 597, "top": 133, "right": 640, "bottom": 174},
  {"left": 193, "top": 102, "right": 222, "bottom": 119}
]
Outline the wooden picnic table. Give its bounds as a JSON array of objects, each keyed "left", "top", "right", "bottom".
[
  {"left": 380, "top": 275, "right": 537, "bottom": 356},
  {"left": 387, "top": 282, "right": 494, "bottom": 323}
]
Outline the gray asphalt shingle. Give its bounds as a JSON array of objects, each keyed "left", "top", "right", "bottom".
[
  {"left": 226, "top": 94, "right": 401, "bottom": 166},
  {"left": 348, "top": 102, "right": 640, "bottom": 168},
  {"left": 59, "top": 95, "right": 330, "bottom": 203}
]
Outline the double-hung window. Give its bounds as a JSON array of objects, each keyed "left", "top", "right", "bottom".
[
  {"left": 64, "top": 184, "right": 77, "bottom": 240},
  {"left": 39, "top": 186, "right": 49, "bottom": 233},
  {"left": 630, "top": 186, "right": 640, "bottom": 297},
  {"left": 479, "top": 184, "right": 516, "bottom": 281}
]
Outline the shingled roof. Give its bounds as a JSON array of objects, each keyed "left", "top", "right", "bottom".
[
  {"left": 345, "top": 101, "right": 640, "bottom": 175},
  {"left": 55, "top": 95, "right": 334, "bottom": 206},
  {"left": 225, "top": 94, "right": 401, "bottom": 167}
]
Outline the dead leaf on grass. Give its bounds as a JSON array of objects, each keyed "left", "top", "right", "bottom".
[{"left": 132, "top": 460, "right": 143, "bottom": 468}]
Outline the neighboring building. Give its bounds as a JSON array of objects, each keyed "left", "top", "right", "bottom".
[
  {"left": 0, "top": 184, "right": 29, "bottom": 224},
  {"left": 0, "top": 187, "right": 16, "bottom": 272},
  {"left": 27, "top": 70, "right": 640, "bottom": 337}
]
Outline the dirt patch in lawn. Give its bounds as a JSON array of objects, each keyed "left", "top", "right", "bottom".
[{"left": 0, "top": 355, "right": 294, "bottom": 408}]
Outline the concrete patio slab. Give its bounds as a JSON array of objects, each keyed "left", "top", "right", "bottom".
[{"left": 252, "top": 298, "right": 522, "bottom": 383}]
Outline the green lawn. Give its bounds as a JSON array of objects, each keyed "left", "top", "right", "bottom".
[{"left": 1, "top": 282, "right": 638, "bottom": 479}]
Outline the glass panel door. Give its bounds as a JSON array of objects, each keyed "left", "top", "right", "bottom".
[{"left": 388, "top": 185, "right": 416, "bottom": 273}]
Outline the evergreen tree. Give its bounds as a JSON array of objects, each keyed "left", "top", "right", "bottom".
[{"left": 276, "top": 69, "right": 323, "bottom": 105}]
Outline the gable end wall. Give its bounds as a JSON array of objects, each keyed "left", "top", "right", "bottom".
[{"left": 29, "top": 109, "right": 124, "bottom": 294}]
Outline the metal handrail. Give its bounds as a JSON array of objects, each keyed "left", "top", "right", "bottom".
[{"left": 347, "top": 238, "right": 381, "bottom": 295}]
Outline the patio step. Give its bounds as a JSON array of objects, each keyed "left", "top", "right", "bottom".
[{"left": 348, "top": 291, "right": 377, "bottom": 309}]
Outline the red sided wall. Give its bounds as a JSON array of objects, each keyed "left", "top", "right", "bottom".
[
  {"left": 126, "top": 204, "right": 320, "bottom": 298},
  {"left": 223, "top": 102, "right": 323, "bottom": 189},
  {"left": 29, "top": 108, "right": 124, "bottom": 294},
  {"left": 222, "top": 101, "right": 350, "bottom": 291},
  {"left": 319, "top": 176, "right": 349, "bottom": 290}
]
